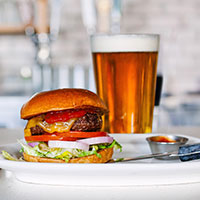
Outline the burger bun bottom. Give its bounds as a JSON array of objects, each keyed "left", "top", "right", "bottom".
[{"left": 23, "top": 147, "right": 113, "bottom": 163}]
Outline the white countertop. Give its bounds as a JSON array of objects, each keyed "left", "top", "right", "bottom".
[{"left": 1, "top": 128, "right": 200, "bottom": 200}]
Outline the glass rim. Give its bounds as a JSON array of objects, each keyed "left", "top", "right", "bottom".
[{"left": 90, "top": 33, "right": 160, "bottom": 39}]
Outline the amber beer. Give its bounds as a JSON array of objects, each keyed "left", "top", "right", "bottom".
[{"left": 91, "top": 34, "right": 159, "bottom": 133}]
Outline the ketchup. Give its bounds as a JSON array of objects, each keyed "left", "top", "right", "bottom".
[
  {"left": 151, "top": 136, "right": 176, "bottom": 143},
  {"left": 45, "top": 109, "right": 87, "bottom": 124}
]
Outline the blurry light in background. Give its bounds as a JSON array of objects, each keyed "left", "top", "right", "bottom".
[
  {"left": 37, "top": 46, "right": 50, "bottom": 62},
  {"left": 20, "top": 66, "right": 32, "bottom": 79},
  {"left": 96, "top": 0, "right": 112, "bottom": 33}
]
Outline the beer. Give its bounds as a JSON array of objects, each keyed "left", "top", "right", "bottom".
[{"left": 91, "top": 34, "right": 159, "bottom": 133}]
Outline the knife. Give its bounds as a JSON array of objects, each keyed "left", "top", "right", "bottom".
[{"left": 108, "top": 143, "right": 200, "bottom": 163}]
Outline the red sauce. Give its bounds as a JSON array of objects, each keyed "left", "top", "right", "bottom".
[{"left": 151, "top": 136, "right": 176, "bottom": 143}]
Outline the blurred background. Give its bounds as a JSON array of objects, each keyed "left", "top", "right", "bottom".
[{"left": 0, "top": 0, "right": 199, "bottom": 130}]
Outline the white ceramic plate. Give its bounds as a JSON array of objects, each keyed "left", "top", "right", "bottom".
[{"left": 0, "top": 133, "right": 200, "bottom": 186}]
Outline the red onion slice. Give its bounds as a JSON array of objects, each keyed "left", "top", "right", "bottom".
[
  {"left": 28, "top": 142, "right": 39, "bottom": 147},
  {"left": 48, "top": 140, "right": 89, "bottom": 151},
  {"left": 78, "top": 136, "right": 113, "bottom": 145}
]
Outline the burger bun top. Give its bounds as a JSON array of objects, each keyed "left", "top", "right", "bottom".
[{"left": 21, "top": 89, "right": 107, "bottom": 119}]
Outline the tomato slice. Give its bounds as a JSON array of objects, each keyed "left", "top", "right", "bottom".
[
  {"left": 25, "top": 131, "right": 107, "bottom": 142},
  {"left": 45, "top": 110, "right": 87, "bottom": 124},
  {"left": 25, "top": 135, "right": 77, "bottom": 142}
]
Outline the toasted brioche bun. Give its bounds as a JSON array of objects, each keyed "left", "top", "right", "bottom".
[
  {"left": 23, "top": 147, "right": 113, "bottom": 163},
  {"left": 21, "top": 89, "right": 107, "bottom": 119}
]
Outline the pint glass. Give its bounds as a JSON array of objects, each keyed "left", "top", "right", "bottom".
[{"left": 90, "top": 34, "right": 159, "bottom": 133}]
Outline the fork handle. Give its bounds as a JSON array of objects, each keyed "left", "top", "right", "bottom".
[{"left": 179, "top": 143, "right": 200, "bottom": 161}]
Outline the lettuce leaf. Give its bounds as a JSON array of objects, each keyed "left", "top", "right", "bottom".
[
  {"left": 97, "top": 140, "right": 122, "bottom": 152},
  {"left": 3, "top": 139, "right": 122, "bottom": 163},
  {"left": 1, "top": 150, "right": 18, "bottom": 161},
  {"left": 1, "top": 150, "right": 23, "bottom": 161}
]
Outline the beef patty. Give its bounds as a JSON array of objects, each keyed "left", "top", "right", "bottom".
[
  {"left": 71, "top": 113, "right": 102, "bottom": 131},
  {"left": 30, "top": 113, "right": 102, "bottom": 135},
  {"left": 30, "top": 125, "right": 46, "bottom": 135}
]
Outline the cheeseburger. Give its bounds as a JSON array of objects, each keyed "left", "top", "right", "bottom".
[{"left": 19, "top": 89, "right": 121, "bottom": 163}]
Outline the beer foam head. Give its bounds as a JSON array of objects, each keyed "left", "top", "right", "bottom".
[{"left": 91, "top": 34, "right": 159, "bottom": 52}]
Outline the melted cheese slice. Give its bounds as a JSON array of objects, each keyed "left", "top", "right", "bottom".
[{"left": 24, "top": 115, "right": 76, "bottom": 136}]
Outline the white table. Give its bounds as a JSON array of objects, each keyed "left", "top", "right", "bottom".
[{"left": 1, "top": 128, "right": 200, "bottom": 200}]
